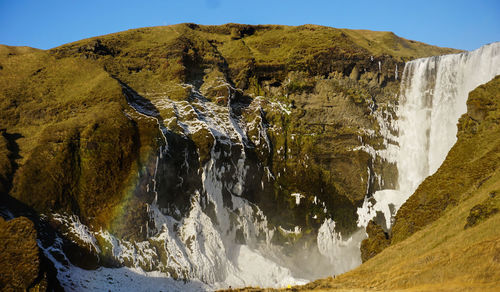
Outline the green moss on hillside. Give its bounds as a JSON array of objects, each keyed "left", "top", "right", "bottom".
[
  {"left": 0, "top": 45, "right": 159, "bottom": 236},
  {"left": 0, "top": 216, "right": 62, "bottom": 290}
]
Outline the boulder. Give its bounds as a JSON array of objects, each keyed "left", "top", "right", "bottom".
[
  {"left": 0, "top": 216, "right": 61, "bottom": 291},
  {"left": 360, "top": 220, "right": 390, "bottom": 262}
]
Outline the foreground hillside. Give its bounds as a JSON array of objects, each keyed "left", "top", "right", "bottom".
[
  {"left": 224, "top": 75, "right": 500, "bottom": 291},
  {"left": 0, "top": 24, "right": 459, "bottom": 290}
]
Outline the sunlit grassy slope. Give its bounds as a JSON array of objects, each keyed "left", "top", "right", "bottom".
[
  {"left": 49, "top": 24, "right": 459, "bottom": 96},
  {"left": 221, "top": 76, "right": 500, "bottom": 292}
]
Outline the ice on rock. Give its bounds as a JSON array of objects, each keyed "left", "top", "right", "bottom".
[
  {"left": 317, "top": 219, "right": 364, "bottom": 276},
  {"left": 290, "top": 193, "right": 304, "bottom": 205},
  {"left": 43, "top": 83, "right": 321, "bottom": 291}
]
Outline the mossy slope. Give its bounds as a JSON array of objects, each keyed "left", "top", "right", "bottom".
[
  {"left": 0, "top": 216, "right": 62, "bottom": 291},
  {"left": 0, "top": 45, "right": 161, "bottom": 239}
]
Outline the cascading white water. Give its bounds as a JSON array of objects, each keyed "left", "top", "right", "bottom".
[
  {"left": 358, "top": 42, "right": 500, "bottom": 229},
  {"left": 398, "top": 42, "right": 500, "bottom": 195}
]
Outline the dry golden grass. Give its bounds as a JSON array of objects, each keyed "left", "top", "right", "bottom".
[{"left": 318, "top": 171, "right": 500, "bottom": 291}]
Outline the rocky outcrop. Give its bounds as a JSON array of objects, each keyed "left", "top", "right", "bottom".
[
  {"left": 465, "top": 191, "right": 499, "bottom": 229},
  {"left": 360, "top": 220, "right": 390, "bottom": 262},
  {"left": 0, "top": 216, "right": 61, "bottom": 291}
]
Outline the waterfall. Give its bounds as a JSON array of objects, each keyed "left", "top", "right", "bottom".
[
  {"left": 358, "top": 42, "right": 500, "bottom": 230},
  {"left": 40, "top": 40, "right": 500, "bottom": 291},
  {"left": 398, "top": 42, "right": 500, "bottom": 195}
]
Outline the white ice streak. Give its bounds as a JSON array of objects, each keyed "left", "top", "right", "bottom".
[
  {"left": 316, "top": 219, "right": 364, "bottom": 275},
  {"left": 291, "top": 193, "right": 304, "bottom": 205}
]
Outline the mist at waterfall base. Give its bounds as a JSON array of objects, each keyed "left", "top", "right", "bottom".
[{"left": 42, "top": 42, "right": 500, "bottom": 291}]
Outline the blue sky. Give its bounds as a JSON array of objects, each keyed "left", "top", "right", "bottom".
[{"left": 0, "top": 0, "right": 499, "bottom": 51}]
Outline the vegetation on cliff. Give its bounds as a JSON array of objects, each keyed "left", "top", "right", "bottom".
[
  {"left": 0, "top": 23, "right": 460, "bottom": 285},
  {"left": 232, "top": 74, "right": 500, "bottom": 291},
  {"left": 0, "top": 216, "right": 61, "bottom": 291},
  {"left": 0, "top": 44, "right": 162, "bottom": 241}
]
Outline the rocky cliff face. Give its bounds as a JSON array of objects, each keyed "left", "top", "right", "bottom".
[
  {"left": 291, "top": 74, "right": 500, "bottom": 292},
  {"left": 0, "top": 24, "right": 459, "bottom": 289}
]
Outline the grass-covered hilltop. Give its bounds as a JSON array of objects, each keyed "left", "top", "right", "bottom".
[{"left": 1, "top": 23, "right": 484, "bottom": 291}]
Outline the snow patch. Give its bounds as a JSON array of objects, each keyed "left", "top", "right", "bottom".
[{"left": 290, "top": 193, "right": 304, "bottom": 205}]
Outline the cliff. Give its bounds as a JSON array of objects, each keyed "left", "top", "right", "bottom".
[
  {"left": 0, "top": 24, "right": 460, "bottom": 289},
  {"left": 262, "top": 74, "right": 500, "bottom": 292}
]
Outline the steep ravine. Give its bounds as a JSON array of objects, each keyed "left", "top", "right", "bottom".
[{"left": 0, "top": 24, "right": 463, "bottom": 291}]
